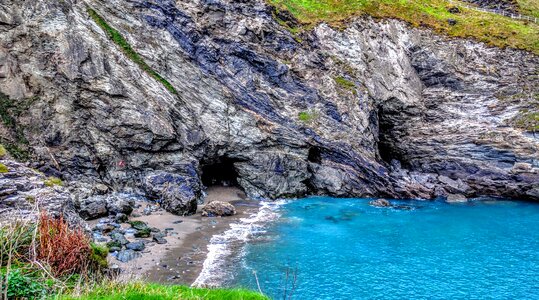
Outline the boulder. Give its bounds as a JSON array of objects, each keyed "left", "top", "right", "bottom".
[
  {"left": 144, "top": 171, "right": 200, "bottom": 216},
  {"left": 201, "top": 201, "right": 236, "bottom": 217},
  {"left": 446, "top": 194, "right": 468, "bottom": 203},
  {"left": 76, "top": 197, "right": 108, "bottom": 220},
  {"left": 116, "top": 250, "right": 141, "bottom": 263},
  {"left": 107, "top": 196, "right": 135, "bottom": 215},
  {"left": 125, "top": 241, "right": 145, "bottom": 251},
  {"left": 369, "top": 199, "right": 392, "bottom": 207}
]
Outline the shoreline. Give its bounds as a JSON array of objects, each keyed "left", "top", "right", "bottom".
[{"left": 113, "top": 186, "right": 262, "bottom": 286}]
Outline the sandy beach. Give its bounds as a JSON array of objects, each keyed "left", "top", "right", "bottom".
[{"left": 114, "top": 186, "right": 261, "bottom": 285}]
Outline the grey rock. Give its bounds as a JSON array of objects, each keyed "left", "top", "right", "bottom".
[
  {"left": 107, "top": 196, "right": 135, "bottom": 215},
  {"left": 110, "top": 232, "right": 129, "bottom": 245},
  {"left": 125, "top": 241, "right": 145, "bottom": 251},
  {"left": 0, "top": 160, "right": 82, "bottom": 226},
  {"left": 153, "top": 233, "right": 168, "bottom": 244},
  {"left": 201, "top": 201, "right": 236, "bottom": 217},
  {"left": 76, "top": 196, "right": 108, "bottom": 220},
  {"left": 114, "top": 213, "right": 128, "bottom": 223},
  {"left": 369, "top": 199, "right": 392, "bottom": 208},
  {"left": 116, "top": 250, "right": 141, "bottom": 263},
  {"left": 109, "top": 246, "right": 121, "bottom": 252},
  {"left": 446, "top": 194, "right": 468, "bottom": 203}
]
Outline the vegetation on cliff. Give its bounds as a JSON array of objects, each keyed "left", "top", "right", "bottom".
[
  {"left": 87, "top": 8, "right": 179, "bottom": 95},
  {"left": 269, "top": 0, "right": 539, "bottom": 54}
]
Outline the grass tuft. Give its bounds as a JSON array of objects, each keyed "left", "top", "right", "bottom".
[
  {"left": 87, "top": 8, "right": 178, "bottom": 95},
  {"left": 334, "top": 76, "right": 356, "bottom": 91},
  {"left": 44, "top": 177, "right": 63, "bottom": 187},
  {"left": 0, "top": 144, "right": 6, "bottom": 158},
  {"left": 0, "top": 163, "right": 8, "bottom": 173}
]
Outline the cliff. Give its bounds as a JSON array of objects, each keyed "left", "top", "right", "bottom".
[{"left": 0, "top": 0, "right": 537, "bottom": 217}]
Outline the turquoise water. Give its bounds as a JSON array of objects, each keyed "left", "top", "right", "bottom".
[{"left": 232, "top": 197, "right": 539, "bottom": 299}]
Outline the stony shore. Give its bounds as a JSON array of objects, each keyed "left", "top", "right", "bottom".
[{"left": 111, "top": 186, "right": 259, "bottom": 285}]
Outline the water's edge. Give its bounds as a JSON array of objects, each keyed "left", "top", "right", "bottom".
[{"left": 192, "top": 200, "right": 287, "bottom": 287}]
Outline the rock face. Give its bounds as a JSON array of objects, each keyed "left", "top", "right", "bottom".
[
  {"left": 0, "top": 159, "right": 82, "bottom": 225},
  {"left": 0, "top": 0, "right": 537, "bottom": 217},
  {"left": 201, "top": 201, "right": 236, "bottom": 217}
]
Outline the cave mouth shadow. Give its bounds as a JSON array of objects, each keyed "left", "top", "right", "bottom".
[{"left": 200, "top": 157, "right": 241, "bottom": 188}]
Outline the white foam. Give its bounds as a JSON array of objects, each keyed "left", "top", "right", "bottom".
[{"left": 192, "top": 200, "right": 287, "bottom": 287}]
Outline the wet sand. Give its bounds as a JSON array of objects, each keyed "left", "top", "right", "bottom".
[{"left": 115, "top": 186, "right": 260, "bottom": 285}]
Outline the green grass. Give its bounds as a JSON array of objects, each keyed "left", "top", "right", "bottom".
[
  {"left": 57, "top": 282, "right": 268, "bottom": 300},
  {"left": 334, "top": 76, "right": 356, "bottom": 91},
  {"left": 44, "top": 176, "right": 63, "bottom": 187},
  {"left": 87, "top": 8, "right": 178, "bottom": 95},
  {"left": 0, "top": 163, "right": 8, "bottom": 173},
  {"left": 298, "top": 110, "right": 318, "bottom": 122},
  {"left": 518, "top": 0, "right": 539, "bottom": 18},
  {"left": 268, "top": 0, "right": 539, "bottom": 54},
  {"left": 0, "top": 144, "right": 6, "bottom": 158},
  {"left": 512, "top": 110, "right": 539, "bottom": 131}
]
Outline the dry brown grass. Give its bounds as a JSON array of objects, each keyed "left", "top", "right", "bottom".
[{"left": 37, "top": 213, "right": 92, "bottom": 277}]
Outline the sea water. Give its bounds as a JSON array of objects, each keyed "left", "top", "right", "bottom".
[{"left": 231, "top": 197, "right": 539, "bottom": 299}]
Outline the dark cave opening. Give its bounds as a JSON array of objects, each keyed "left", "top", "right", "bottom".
[
  {"left": 308, "top": 147, "right": 322, "bottom": 164},
  {"left": 376, "top": 101, "right": 407, "bottom": 166},
  {"left": 200, "top": 157, "right": 240, "bottom": 187}
]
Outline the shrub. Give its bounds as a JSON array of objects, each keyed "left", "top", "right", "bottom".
[
  {"left": 0, "top": 222, "right": 35, "bottom": 266},
  {"left": 0, "top": 163, "right": 8, "bottom": 173},
  {"left": 37, "top": 213, "right": 92, "bottom": 276},
  {"left": 0, "top": 267, "right": 48, "bottom": 299},
  {"left": 89, "top": 243, "right": 109, "bottom": 270},
  {"left": 44, "top": 176, "right": 63, "bottom": 187}
]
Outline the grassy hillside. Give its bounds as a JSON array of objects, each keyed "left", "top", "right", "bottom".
[{"left": 268, "top": 0, "right": 539, "bottom": 54}]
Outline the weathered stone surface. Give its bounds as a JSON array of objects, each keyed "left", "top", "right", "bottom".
[
  {"left": 369, "top": 199, "right": 392, "bottom": 208},
  {"left": 0, "top": 0, "right": 536, "bottom": 219},
  {"left": 116, "top": 250, "right": 141, "bottom": 263},
  {"left": 446, "top": 194, "right": 468, "bottom": 203},
  {"left": 0, "top": 159, "right": 82, "bottom": 225},
  {"left": 126, "top": 241, "right": 145, "bottom": 251},
  {"left": 201, "top": 201, "right": 236, "bottom": 217}
]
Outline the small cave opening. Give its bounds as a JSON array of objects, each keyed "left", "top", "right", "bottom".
[
  {"left": 308, "top": 147, "right": 322, "bottom": 164},
  {"left": 200, "top": 157, "right": 241, "bottom": 188},
  {"left": 376, "top": 100, "right": 408, "bottom": 166}
]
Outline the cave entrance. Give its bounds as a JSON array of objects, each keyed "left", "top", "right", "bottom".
[{"left": 200, "top": 157, "right": 240, "bottom": 187}]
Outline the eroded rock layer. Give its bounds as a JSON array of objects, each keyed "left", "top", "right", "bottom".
[{"left": 0, "top": 0, "right": 537, "bottom": 216}]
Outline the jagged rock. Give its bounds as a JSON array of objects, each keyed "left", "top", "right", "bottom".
[
  {"left": 125, "top": 241, "right": 145, "bottom": 251},
  {"left": 446, "top": 194, "right": 468, "bottom": 203},
  {"left": 110, "top": 232, "right": 129, "bottom": 245},
  {"left": 0, "top": 0, "right": 536, "bottom": 211},
  {"left": 144, "top": 171, "right": 200, "bottom": 215},
  {"left": 201, "top": 201, "right": 236, "bottom": 217},
  {"left": 107, "top": 196, "right": 135, "bottom": 215},
  {"left": 76, "top": 197, "right": 108, "bottom": 220},
  {"left": 116, "top": 250, "right": 141, "bottom": 263},
  {"left": 369, "top": 199, "right": 392, "bottom": 208},
  {"left": 0, "top": 159, "right": 82, "bottom": 225}
]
